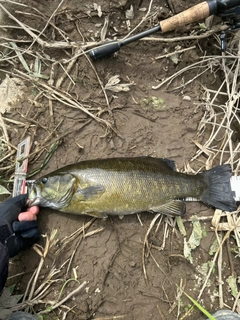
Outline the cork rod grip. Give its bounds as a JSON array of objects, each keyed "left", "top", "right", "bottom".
[{"left": 160, "top": 1, "right": 210, "bottom": 33}]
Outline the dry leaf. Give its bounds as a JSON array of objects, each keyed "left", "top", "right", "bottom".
[
  {"left": 126, "top": 5, "right": 134, "bottom": 19},
  {"left": 0, "top": 75, "right": 25, "bottom": 113},
  {"left": 105, "top": 75, "right": 135, "bottom": 92},
  {"left": 183, "top": 220, "right": 203, "bottom": 263},
  {"left": 93, "top": 3, "right": 102, "bottom": 17},
  {"left": 101, "top": 16, "right": 109, "bottom": 41},
  {"left": 170, "top": 53, "right": 179, "bottom": 65}
]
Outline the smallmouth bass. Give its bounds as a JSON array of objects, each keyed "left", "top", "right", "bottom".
[{"left": 27, "top": 157, "right": 237, "bottom": 218}]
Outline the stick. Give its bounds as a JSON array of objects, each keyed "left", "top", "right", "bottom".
[
  {"left": 38, "top": 281, "right": 88, "bottom": 314},
  {"left": 15, "top": 69, "right": 113, "bottom": 129},
  {"left": 123, "top": 0, "right": 154, "bottom": 40},
  {"left": 0, "top": 3, "right": 96, "bottom": 50},
  {"left": 155, "top": 45, "right": 196, "bottom": 60},
  {"left": 197, "top": 228, "right": 234, "bottom": 300},
  {"left": 0, "top": 113, "right": 11, "bottom": 150}
]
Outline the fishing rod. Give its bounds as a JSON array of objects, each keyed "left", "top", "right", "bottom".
[{"left": 89, "top": 0, "right": 240, "bottom": 60}]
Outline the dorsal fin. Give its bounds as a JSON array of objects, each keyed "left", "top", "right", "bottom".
[
  {"left": 137, "top": 157, "right": 176, "bottom": 171},
  {"left": 161, "top": 158, "right": 176, "bottom": 170}
]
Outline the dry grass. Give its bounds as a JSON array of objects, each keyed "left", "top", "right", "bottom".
[
  {"left": 0, "top": 0, "right": 239, "bottom": 319},
  {"left": 7, "top": 223, "right": 104, "bottom": 317},
  {"left": 0, "top": 0, "right": 115, "bottom": 185},
  {"left": 144, "top": 32, "right": 240, "bottom": 318}
]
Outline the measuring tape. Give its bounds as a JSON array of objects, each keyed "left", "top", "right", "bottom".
[
  {"left": 12, "top": 137, "right": 30, "bottom": 197},
  {"left": 230, "top": 176, "right": 240, "bottom": 202}
]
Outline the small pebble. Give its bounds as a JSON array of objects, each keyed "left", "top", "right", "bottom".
[
  {"left": 129, "top": 261, "right": 136, "bottom": 267},
  {"left": 183, "top": 95, "right": 191, "bottom": 101}
]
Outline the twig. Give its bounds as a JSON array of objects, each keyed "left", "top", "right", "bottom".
[
  {"left": 55, "top": 48, "right": 81, "bottom": 89},
  {"left": 197, "top": 228, "right": 234, "bottom": 300},
  {"left": 0, "top": 149, "right": 15, "bottom": 164},
  {"left": 168, "top": 64, "right": 211, "bottom": 92},
  {"left": 156, "top": 304, "right": 165, "bottom": 320},
  {"left": 1, "top": 116, "right": 29, "bottom": 127},
  {"left": 79, "top": 47, "right": 113, "bottom": 117},
  {"left": 155, "top": 45, "right": 196, "bottom": 60},
  {"left": 15, "top": 6, "right": 70, "bottom": 42},
  {"left": 152, "top": 57, "right": 213, "bottom": 90},
  {"left": 123, "top": 0, "right": 154, "bottom": 40},
  {"left": 0, "top": 138, "right": 17, "bottom": 151},
  {"left": 0, "top": 113, "right": 11, "bottom": 151},
  {"left": 14, "top": 69, "right": 113, "bottom": 129},
  {"left": 232, "top": 291, "right": 240, "bottom": 313},
  {"left": 55, "top": 218, "right": 96, "bottom": 254},
  {"left": 92, "top": 316, "right": 125, "bottom": 320},
  {"left": 66, "top": 238, "right": 83, "bottom": 277},
  {"left": 38, "top": 281, "right": 88, "bottom": 314},
  {"left": 26, "top": 233, "right": 53, "bottom": 301},
  {"left": 226, "top": 237, "right": 234, "bottom": 275},
  {"left": 217, "top": 233, "right": 224, "bottom": 308},
  {"left": 142, "top": 213, "right": 161, "bottom": 280},
  {"left": 0, "top": 3, "right": 96, "bottom": 50}
]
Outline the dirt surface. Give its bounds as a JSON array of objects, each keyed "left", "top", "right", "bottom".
[{"left": 0, "top": 0, "right": 239, "bottom": 319}]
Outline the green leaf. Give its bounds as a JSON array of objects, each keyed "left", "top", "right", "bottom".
[
  {"left": 176, "top": 216, "right": 187, "bottom": 237},
  {"left": 8, "top": 284, "right": 15, "bottom": 295},
  {"left": 209, "top": 238, "right": 219, "bottom": 256},
  {"left": 10, "top": 42, "right": 31, "bottom": 73},
  {"left": 184, "top": 220, "right": 203, "bottom": 263},
  {"left": 226, "top": 275, "right": 238, "bottom": 298},
  {"left": 0, "top": 286, "right": 23, "bottom": 308},
  {"left": 184, "top": 291, "right": 216, "bottom": 319},
  {"left": 0, "top": 185, "right": 10, "bottom": 195},
  {"left": 199, "top": 22, "right": 207, "bottom": 29}
]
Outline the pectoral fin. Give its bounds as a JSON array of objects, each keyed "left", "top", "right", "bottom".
[
  {"left": 151, "top": 200, "right": 186, "bottom": 217},
  {"left": 76, "top": 185, "right": 105, "bottom": 200}
]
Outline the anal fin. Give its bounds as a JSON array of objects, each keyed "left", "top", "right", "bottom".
[{"left": 151, "top": 200, "right": 186, "bottom": 217}]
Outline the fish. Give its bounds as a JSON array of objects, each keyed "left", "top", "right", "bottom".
[{"left": 27, "top": 157, "right": 237, "bottom": 218}]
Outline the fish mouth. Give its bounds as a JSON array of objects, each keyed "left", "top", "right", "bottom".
[
  {"left": 28, "top": 197, "right": 42, "bottom": 207},
  {"left": 27, "top": 181, "right": 44, "bottom": 207}
]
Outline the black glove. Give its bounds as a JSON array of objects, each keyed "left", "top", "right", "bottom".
[{"left": 0, "top": 194, "right": 40, "bottom": 258}]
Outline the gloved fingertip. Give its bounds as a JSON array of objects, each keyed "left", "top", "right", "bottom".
[{"left": 13, "top": 194, "right": 28, "bottom": 208}]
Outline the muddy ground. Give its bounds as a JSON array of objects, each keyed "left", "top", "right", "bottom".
[{"left": 0, "top": 0, "right": 239, "bottom": 319}]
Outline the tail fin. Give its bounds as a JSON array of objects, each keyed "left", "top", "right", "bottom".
[{"left": 200, "top": 164, "right": 237, "bottom": 212}]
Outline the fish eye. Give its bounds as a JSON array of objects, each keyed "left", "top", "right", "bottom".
[{"left": 41, "top": 177, "right": 48, "bottom": 184}]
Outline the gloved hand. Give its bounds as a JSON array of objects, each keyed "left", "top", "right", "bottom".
[{"left": 0, "top": 194, "right": 40, "bottom": 258}]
